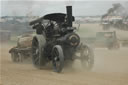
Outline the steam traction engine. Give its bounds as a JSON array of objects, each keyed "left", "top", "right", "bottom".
[{"left": 30, "top": 6, "right": 94, "bottom": 73}]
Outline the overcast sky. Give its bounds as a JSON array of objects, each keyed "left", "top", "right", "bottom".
[{"left": 0, "top": 0, "right": 128, "bottom": 16}]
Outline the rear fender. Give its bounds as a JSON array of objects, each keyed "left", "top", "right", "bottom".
[{"left": 33, "top": 34, "right": 46, "bottom": 49}]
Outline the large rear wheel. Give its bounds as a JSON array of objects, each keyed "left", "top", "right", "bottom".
[
  {"left": 52, "top": 45, "right": 64, "bottom": 73},
  {"left": 32, "top": 37, "right": 45, "bottom": 69}
]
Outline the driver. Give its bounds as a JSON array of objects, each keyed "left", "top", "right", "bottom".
[{"left": 45, "top": 21, "right": 55, "bottom": 38}]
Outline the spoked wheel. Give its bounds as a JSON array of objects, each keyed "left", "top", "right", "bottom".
[
  {"left": 11, "top": 52, "right": 20, "bottom": 62},
  {"left": 52, "top": 45, "right": 64, "bottom": 73},
  {"left": 80, "top": 44, "right": 94, "bottom": 70},
  {"left": 32, "top": 37, "right": 44, "bottom": 69}
]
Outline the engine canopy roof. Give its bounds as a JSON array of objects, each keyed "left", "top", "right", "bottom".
[{"left": 29, "top": 13, "right": 75, "bottom": 25}]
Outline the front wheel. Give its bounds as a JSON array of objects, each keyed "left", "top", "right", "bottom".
[
  {"left": 79, "top": 44, "right": 94, "bottom": 70},
  {"left": 52, "top": 45, "right": 64, "bottom": 73}
]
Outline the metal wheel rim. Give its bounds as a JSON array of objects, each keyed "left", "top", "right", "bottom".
[
  {"left": 32, "top": 38, "right": 40, "bottom": 66},
  {"left": 11, "top": 52, "right": 19, "bottom": 62},
  {"left": 81, "top": 47, "right": 92, "bottom": 69},
  {"left": 53, "top": 48, "right": 61, "bottom": 70}
]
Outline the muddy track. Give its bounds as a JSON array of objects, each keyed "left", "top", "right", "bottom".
[{"left": 1, "top": 43, "right": 128, "bottom": 85}]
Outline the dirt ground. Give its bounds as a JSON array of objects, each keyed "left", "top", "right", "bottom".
[{"left": 1, "top": 24, "right": 128, "bottom": 85}]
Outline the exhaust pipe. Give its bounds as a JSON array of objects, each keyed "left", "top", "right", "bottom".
[{"left": 66, "top": 6, "right": 73, "bottom": 27}]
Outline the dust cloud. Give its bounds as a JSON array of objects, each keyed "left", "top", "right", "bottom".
[
  {"left": 1, "top": 24, "right": 128, "bottom": 85},
  {"left": 1, "top": 1, "right": 128, "bottom": 85}
]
